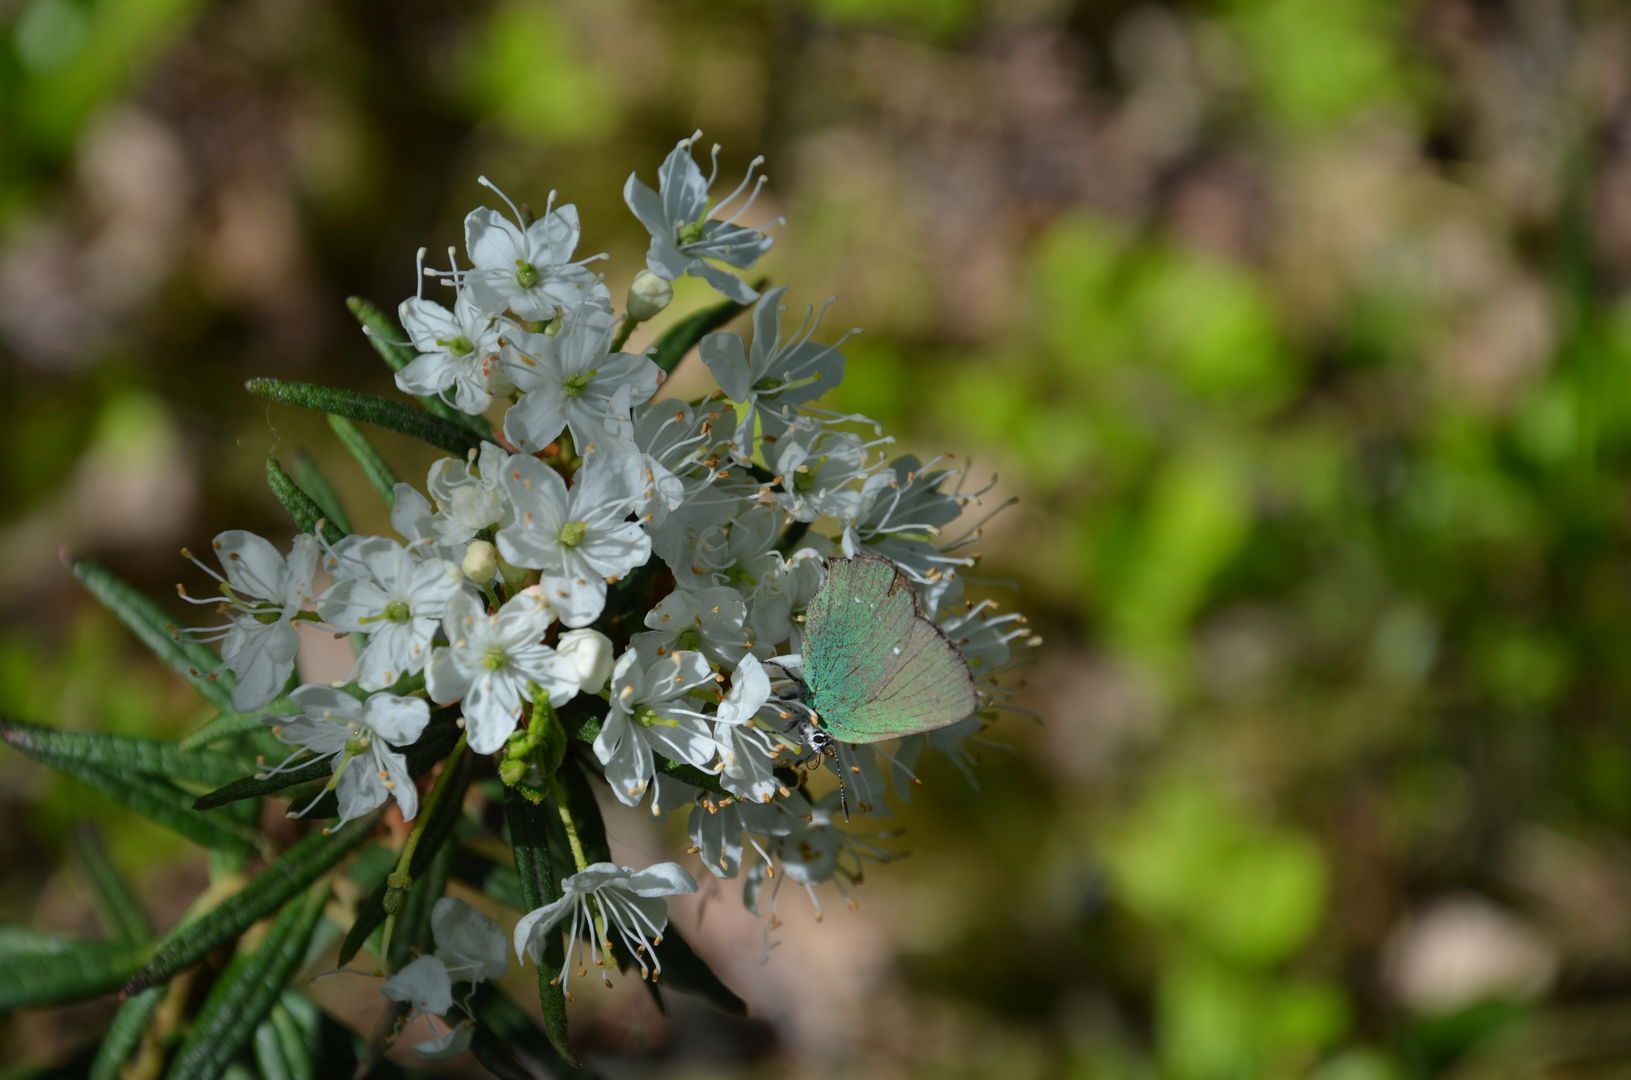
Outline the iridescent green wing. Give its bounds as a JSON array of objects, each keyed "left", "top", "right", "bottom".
[{"left": 802, "top": 555, "right": 978, "bottom": 743}]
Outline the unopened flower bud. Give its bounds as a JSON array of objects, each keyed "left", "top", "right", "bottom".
[
  {"left": 626, "top": 270, "right": 673, "bottom": 323},
  {"left": 462, "top": 540, "right": 498, "bottom": 584},
  {"left": 556, "top": 628, "right": 615, "bottom": 693}
]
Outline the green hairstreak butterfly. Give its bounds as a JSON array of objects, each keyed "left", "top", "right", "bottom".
[{"left": 793, "top": 554, "right": 979, "bottom": 758}]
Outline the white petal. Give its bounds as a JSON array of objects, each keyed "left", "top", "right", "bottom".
[
  {"left": 627, "top": 861, "right": 699, "bottom": 898},
  {"left": 381, "top": 955, "right": 453, "bottom": 1016},
  {"left": 431, "top": 897, "right": 508, "bottom": 983},
  {"left": 362, "top": 692, "right": 431, "bottom": 744}
]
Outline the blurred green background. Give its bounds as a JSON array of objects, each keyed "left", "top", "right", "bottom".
[{"left": 6, "top": 0, "right": 1631, "bottom": 1077}]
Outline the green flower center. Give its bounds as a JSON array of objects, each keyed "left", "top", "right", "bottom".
[
  {"left": 439, "top": 335, "right": 475, "bottom": 357},
  {"left": 724, "top": 564, "right": 757, "bottom": 589},
  {"left": 514, "top": 259, "right": 540, "bottom": 288},
  {"left": 344, "top": 734, "right": 371, "bottom": 756},
  {"left": 677, "top": 220, "right": 705, "bottom": 246},
  {"left": 558, "top": 520, "right": 588, "bottom": 548},
  {"left": 633, "top": 703, "right": 677, "bottom": 728},
  {"left": 561, "top": 369, "right": 597, "bottom": 397},
  {"left": 483, "top": 645, "right": 508, "bottom": 671},
  {"left": 383, "top": 600, "right": 411, "bottom": 623},
  {"left": 674, "top": 626, "right": 704, "bottom": 653},
  {"left": 792, "top": 464, "right": 821, "bottom": 493}
]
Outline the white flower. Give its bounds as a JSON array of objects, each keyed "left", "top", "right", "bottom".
[
  {"left": 699, "top": 287, "right": 852, "bottom": 456},
  {"left": 426, "top": 443, "right": 515, "bottom": 547},
  {"left": 594, "top": 649, "right": 719, "bottom": 806},
  {"left": 425, "top": 590, "right": 574, "bottom": 754},
  {"left": 634, "top": 585, "right": 755, "bottom": 666},
  {"left": 318, "top": 536, "right": 466, "bottom": 691},
  {"left": 656, "top": 496, "right": 774, "bottom": 587},
  {"left": 396, "top": 291, "right": 508, "bottom": 416},
  {"left": 382, "top": 954, "right": 453, "bottom": 1016},
  {"left": 461, "top": 186, "right": 602, "bottom": 320},
  {"left": 512, "top": 861, "right": 698, "bottom": 994},
  {"left": 429, "top": 896, "right": 508, "bottom": 984},
  {"left": 501, "top": 304, "right": 661, "bottom": 454},
  {"left": 689, "top": 796, "right": 798, "bottom": 879},
  {"left": 842, "top": 454, "right": 985, "bottom": 587},
  {"left": 267, "top": 686, "right": 430, "bottom": 824},
  {"left": 623, "top": 132, "right": 778, "bottom": 304},
  {"left": 379, "top": 896, "right": 505, "bottom": 1060},
  {"left": 742, "top": 548, "right": 826, "bottom": 649},
  {"left": 709, "top": 654, "right": 780, "bottom": 804},
  {"left": 760, "top": 416, "right": 888, "bottom": 524},
  {"left": 555, "top": 628, "right": 615, "bottom": 693},
  {"left": 180, "top": 531, "right": 319, "bottom": 712},
  {"left": 495, "top": 450, "right": 652, "bottom": 628},
  {"left": 743, "top": 792, "right": 899, "bottom": 919}
]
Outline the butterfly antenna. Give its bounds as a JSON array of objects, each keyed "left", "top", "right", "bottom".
[{"left": 827, "top": 747, "right": 850, "bottom": 823}]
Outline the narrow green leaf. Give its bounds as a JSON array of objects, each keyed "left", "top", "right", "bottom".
[
  {"left": 88, "top": 983, "right": 166, "bottom": 1080},
  {"left": 0, "top": 930, "right": 148, "bottom": 1011},
  {"left": 179, "top": 712, "right": 273, "bottom": 752},
  {"left": 327, "top": 415, "right": 399, "bottom": 503},
  {"left": 193, "top": 757, "right": 330, "bottom": 811},
  {"left": 246, "top": 377, "right": 485, "bottom": 456},
  {"left": 252, "top": 1013, "right": 296, "bottom": 1080},
  {"left": 265, "top": 460, "right": 347, "bottom": 545},
  {"left": 72, "top": 827, "right": 151, "bottom": 945},
  {"left": 124, "top": 814, "right": 377, "bottom": 995},
  {"left": 1, "top": 715, "right": 247, "bottom": 789},
  {"left": 345, "top": 297, "right": 491, "bottom": 438},
  {"left": 291, "top": 449, "right": 353, "bottom": 536},
  {"left": 338, "top": 750, "right": 471, "bottom": 966},
  {"left": 165, "top": 883, "right": 328, "bottom": 1080},
  {"left": 12, "top": 744, "right": 255, "bottom": 855},
  {"left": 67, "top": 558, "right": 235, "bottom": 714},
  {"left": 449, "top": 846, "right": 527, "bottom": 911},
  {"left": 267, "top": 996, "right": 317, "bottom": 1080},
  {"left": 466, "top": 983, "right": 593, "bottom": 1080},
  {"left": 506, "top": 791, "right": 576, "bottom": 1066},
  {"left": 648, "top": 292, "right": 754, "bottom": 375}
]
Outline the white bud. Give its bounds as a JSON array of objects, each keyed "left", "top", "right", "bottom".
[
  {"left": 462, "top": 540, "right": 497, "bottom": 584},
  {"left": 556, "top": 628, "right": 615, "bottom": 693},
  {"left": 626, "top": 270, "right": 673, "bottom": 323}
]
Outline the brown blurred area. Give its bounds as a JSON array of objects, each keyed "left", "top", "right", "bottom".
[{"left": 9, "top": 1, "right": 1631, "bottom": 1077}]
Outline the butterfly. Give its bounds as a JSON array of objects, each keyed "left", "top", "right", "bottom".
[{"left": 785, "top": 555, "right": 978, "bottom": 816}]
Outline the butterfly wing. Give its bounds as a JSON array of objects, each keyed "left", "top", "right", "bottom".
[{"left": 803, "top": 555, "right": 979, "bottom": 743}]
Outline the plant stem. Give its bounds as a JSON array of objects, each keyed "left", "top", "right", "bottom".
[
  {"left": 379, "top": 736, "right": 467, "bottom": 966},
  {"left": 549, "top": 776, "right": 591, "bottom": 875}
]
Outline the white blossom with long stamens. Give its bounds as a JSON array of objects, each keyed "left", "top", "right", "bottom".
[
  {"left": 460, "top": 178, "right": 606, "bottom": 320},
  {"left": 593, "top": 648, "right": 719, "bottom": 807},
  {"left": 263, "top": 686, "right": 429, "bottom": 824},
  {"left": 495, "top": 449, "right": 651, "bottom": 628},
  {"left": 512, "top": 862, "right": 697, "bottom": 996},
  {"left": 425, "top": 589, "right": 574, "bottom": 753},
  {"left": 178, "top": 530, "right": 319, "bottom": 712},
  {"left": 700, "top": 287, "right": 856, "bottom": 456},
  {"left": 623, "top": 131, "right": 780, "bottom": 304}
]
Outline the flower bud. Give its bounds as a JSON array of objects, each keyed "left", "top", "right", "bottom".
[
  {"left": 626, "top": 270, "right": 673, "bottom": 323},
  {"left": 556, "top": 628, "right": 615, "bottom": 693},
  {"left": 462, "top": 540, "right": 498, "bottom": 584}
]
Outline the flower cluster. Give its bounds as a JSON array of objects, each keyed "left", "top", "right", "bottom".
[{"left": 179, "top": 132, "right": 1036, "bottom": 1054}]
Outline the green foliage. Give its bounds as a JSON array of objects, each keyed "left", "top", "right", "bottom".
[{"left": 244, "top": 378, "right": 486, "bottom": 457}]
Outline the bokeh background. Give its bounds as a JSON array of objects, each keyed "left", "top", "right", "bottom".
[{"left": 6, "top": 0, "right": 1631, "bottom": 1077}]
